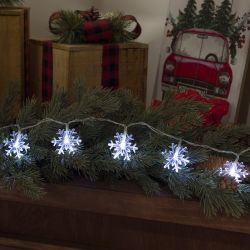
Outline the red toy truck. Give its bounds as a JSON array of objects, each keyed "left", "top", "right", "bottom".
[{"left": 162, "top": 28, "right": 233, "bottom": 98}]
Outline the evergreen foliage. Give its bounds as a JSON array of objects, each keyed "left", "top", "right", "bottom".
[
  {"left": 0, "top": 0, "right": 23, "bottom": 6},
  {"left": 0, "top": 82, "right": 250, "bottom": 217},
  {"left": 49, "top": 11, "right": 84, "bottom": 44},
  {"left": 103, "top": 12, "right": 134, "bottom": 43},
  {"left": 172, "top": 0, "right": 197, "bottom": 36},
  {"left": 196, "top": 0, "right": 215, "bottom": 29},
  {"left": 49, "top": 8, "right": 138, "bottom": 44},
  {"left": 213, "top": 0, "right": 242, "bottom": 60},
  {"left": 213, "top": 0, "right": 235, "bottom": 36}
]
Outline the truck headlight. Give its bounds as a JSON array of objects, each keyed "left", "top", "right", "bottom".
[
  {"left": 219, "top": 72, "right": 230, "bottom": 84},
  {"left": 165, "top": 61, "right": 175, "bottom": 72}
]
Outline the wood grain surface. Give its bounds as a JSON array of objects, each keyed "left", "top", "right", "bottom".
[
  {"left": 0, "top": 180, "right": 249, "bottom": 249},
  {"left": 0, "top": 8, "right": 24, "bottom": 107}
]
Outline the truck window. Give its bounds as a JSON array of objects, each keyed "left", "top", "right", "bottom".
[
  {"left": 175, "top": 33, "right": 202, "bottom": 58},
  {"left": 174, "top": 32, "right": 228, "bottom": 63},
  {"left": 200, "top": 35, "right": 228, "bottom": 63}
]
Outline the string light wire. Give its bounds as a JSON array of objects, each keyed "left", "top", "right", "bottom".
[{"left": 0, "top": 117, "right": 250, "bottom": 160}]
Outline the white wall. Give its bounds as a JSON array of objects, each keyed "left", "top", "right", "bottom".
[
  {"left": 93, "top": 0, "right": 170, "bottom": 106},
  {"left": 24, "top": 0, "right": 92, "bottom": 39}
]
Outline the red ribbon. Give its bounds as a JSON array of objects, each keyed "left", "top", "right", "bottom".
[{"left": 49, "top": 10, "right": 142, "bottom": 43}]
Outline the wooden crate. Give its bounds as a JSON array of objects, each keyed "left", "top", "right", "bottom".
[
  {"left": 29, "top": 39, "right": 45, "bottom": 101},
  {"left": 29, "top": 40, "right": 148, "bottom": 102},
  {"left": 0, "top": 180, "right": 249, "bottom": 250},
  {"left": 0, "top": 7, "right": 29, "bottom": 106}
]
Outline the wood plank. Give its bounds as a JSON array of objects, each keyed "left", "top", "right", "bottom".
[
  {"left": 53, "top": 42, "right": 148, "bottom": 51},
  {"left": 0, "top": 181, "right": 249, "bottom": 250},
  {"left": 29, "top": 39, "right": 43, "bottom": 101},
  {"left": 0, "top": 237, "right": 83, "bottom": 250},
  {"left": 0, "top": 8, "right": 24, "bottom": 107},
  {"left": 0, "top": 180, "right": 249, "bottom": 235}
]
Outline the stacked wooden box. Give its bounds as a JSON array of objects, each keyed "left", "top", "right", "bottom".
[
  {"left": 29, "top": 40, "right": 148, "bottom": 103},
  {"left": 0, "top": 7, "right": 29, "bottom": 106}
]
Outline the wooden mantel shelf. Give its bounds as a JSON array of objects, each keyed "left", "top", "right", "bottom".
[{"left": 0, "top": 180, "right": 249, "bottom": 249}]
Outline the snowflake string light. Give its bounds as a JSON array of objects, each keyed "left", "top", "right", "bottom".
[
  {"left": 3, "top": 131, "right": 30, "bottom": 159},
  {"left": 220, "top": 161, "right": 248, "bottom": 183},
  {"left": 162, "top": 143, "right": 190, "bottom": 173},
  {"left": 108, "top": 132, "right": 138, "bottom": 161},
  {"left": 51, "top": 128, "right": 82, "bottom": 155}
]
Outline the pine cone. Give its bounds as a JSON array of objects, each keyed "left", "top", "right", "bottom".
[
  {"left": 196, "top": 156, "right": 227, "bottom": 170},
  {"left": 75, "top": 7, "right": 100, "bottom": 21},
  {"left": 219, "top": 176, "right": 238, "bottom": 192}
]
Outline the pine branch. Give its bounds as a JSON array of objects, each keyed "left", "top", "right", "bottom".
[
  {"left": 188, "top": 148, "right": 209, "bottom": 165},
  {"left": 167, "top": 168, "right": 192, "bottom": 199},
  {"left": 103, "top": 12, "right": 134, "bottom": 42},
  {"left": 190, "top": 171, "right": 245, "bottom": 217},
  {"left": 12, "top": 168, "right": 45, "bottom": 199},
  {"left": 0, "top": 82, "right": 19, "bottom": 126},
  {"left": 126, "top": 168, "right": 161, "bottom": 195},
  {"left": 0, "top": 157, "right": 44, "bottom": 199},
  {"left": 78, "top": 87, "right": 121, "bottom": 117},
  {"left": 238, "top": 184, "right": 250, "bottom": 205},
  {"left": 50, "top": 10, "right": 84, "bottom": 44},
  {"left": 17, "top": 97, "right": 39, "bottom": 127}
]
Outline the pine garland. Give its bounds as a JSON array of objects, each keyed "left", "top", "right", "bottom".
[
  {"left": 1, "top": 82, "right": 250, "bottom": 217},
  {"left": 0, "top": 0, "right": 23, "bottom": 6}
]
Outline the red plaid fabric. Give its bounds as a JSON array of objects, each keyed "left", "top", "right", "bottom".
[
  {"left": 84, "top": 20, "right": 112, "bottom": 43},
  {"left": 102, "top": 44, "right": 119, "bottom": 90},
  {"left": 42, "top": 41, "right": 53, "bottom": 102}
]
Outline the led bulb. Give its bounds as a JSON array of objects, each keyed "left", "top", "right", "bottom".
[
  {"left": 162, "top": 143, "right": 190, "bottom": 173},
  {"left": 4, "top": 131, "right": 30, "bottom": 159},
  {"left": 108, "top": 132, "right": 138, "bottom": 161},
  {"left": 52, "top": 128, "right": 82, "bottom": 155},
  {"left": 221, "top": 161, "right": 248, "bottom": 183}
]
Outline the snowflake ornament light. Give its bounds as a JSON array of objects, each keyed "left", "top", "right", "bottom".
[
  {"left": 108, "top": 132, "right": 138, "bottom": 161},
  {"left": 3, "top": 131, "right": 30, "bottom": 159},
  {"left": 221, "top": 161, "right": 248, "bottom": 183},
  {"left": 163, "top": 143, "right": 190, "bottom": 173},
  {"left": 51, "top": 128, "right": 82, "bottom": 155}
]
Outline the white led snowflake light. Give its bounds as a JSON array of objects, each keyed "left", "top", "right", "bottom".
[
  {"left": 3, "top": 131, "right": 30, "bottom": 159},
  {"left": 108, "top": 132, "right": 138, "bottom": 161},
  {"left": 51, "top": 128, "right": 82, "bottom": 155},
  {"left": 163, "top": 143, "right": 190, "bottom": 173},
  {"left": 221, "top": 161, "right": 248, "bottom": 183}
]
